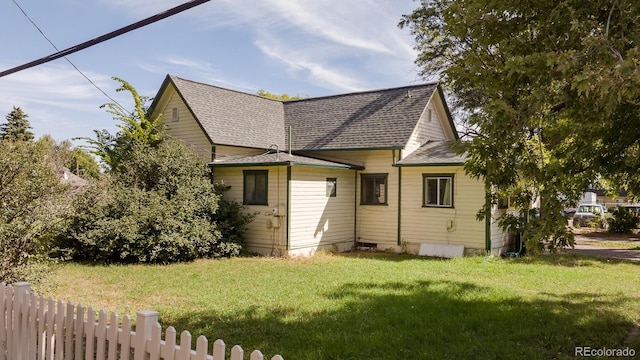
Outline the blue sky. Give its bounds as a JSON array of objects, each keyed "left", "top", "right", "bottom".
[{"left": 0, "top": 0, "right": 424, "bottom": 145}]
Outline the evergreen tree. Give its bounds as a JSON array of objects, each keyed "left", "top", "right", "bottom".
[{"left": 1, "top": 106, "right": 35, "bottom": 141}]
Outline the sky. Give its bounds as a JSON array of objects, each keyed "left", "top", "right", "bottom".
[{"left": 0, "top": 0, "right": 425, "bottom": 146}]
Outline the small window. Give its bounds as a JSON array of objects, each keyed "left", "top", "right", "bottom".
[
  {"left": 361, "top": 174, "right": 387, "bottom": 205},
  {"left": 326, "top": 178, "right": 337, "bottom": 197},
  {"left": 423, "top": 175, "right": 453, "bottom": 207},
  {"left": 171, "top": 107, "right": 179, "bottom": 122},
  {"left": 498, "top": 196, "right": 509, "bottom": 209},
  {"left": 243, "top": 170, "right": 268, "bottom": 205}
]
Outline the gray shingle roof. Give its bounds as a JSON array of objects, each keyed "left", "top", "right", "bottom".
[
  {"left": 167, "top": 75, "right": 286, "bottom": 149},
  {"left": 284, "top": 84, "right": 439, "bottom": 150},
  {"left": 211, "top": 152, "right": 363, "bottom": 169},
  {"left": 152, "top": 75, "right": 451, "bottom": 153},
  {"left": 396, "top": 140, "right": 466, "bottom": 166}
]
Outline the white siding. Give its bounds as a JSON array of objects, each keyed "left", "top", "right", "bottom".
[
  {"left": 157, "top": 87, "right": 212, "bottom": 161},
  {"left": 490, "top": 207, "right": 513, "bottom": 255},
  {"left": 306, "top": 150, "right": 399, "bottom": 249},
  {"left": 403, "top": 92, "right": 457, "bottom": 157},
  {"left": 213, "top": 166, "right": 288, "bottom": 256},
  {"left": 289, "top": 167, "right": 355, "bottom": 255},
  {"left": 400, "top": 166, "right": 487, "bottom": 253}
]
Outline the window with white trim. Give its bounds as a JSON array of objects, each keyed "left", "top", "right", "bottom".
[{"left": 423, "top": 175, "right": 453, "bottom": 207}]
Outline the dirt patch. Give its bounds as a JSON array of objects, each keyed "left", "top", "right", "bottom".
[{"left": 562, "top": 229, "right": 640, "bottom": 261}]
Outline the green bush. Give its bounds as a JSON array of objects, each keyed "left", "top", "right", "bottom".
[
  {"left": 54, "top": 140, "right": 248, "bottom": 263},
  {"left": 0, "top": 140, "right": 67, "bottom": 284},
  {"left": 607, "top": 207, "right": 639, "bottom": 234},
  {"left": 214, "top": 183, "right": 257, "bottom": 251}
]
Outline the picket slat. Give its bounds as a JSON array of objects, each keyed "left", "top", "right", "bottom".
[
  {"left": 213, "top": 339, "right": 225, "bottom": 360},
  {"left": 65, "top": 302, "right": 75, "bottom": 359},
  {"left": 120, "top": 316, "right": 132, "bottom": 360},
  {"left": 148, "top": 323, "right": 162, "bottom": 360},
  {"left": 161, "top": 326, "right": 177, "bottom": 360},
  {"left": 177, "top": 331, "right": 192, "bottom": 360},
  {"left": 85, "top": 307, "right": 95, "bottom": 360},
  {"left": 28, "top": 293, "right": 38, "bottom": 360},
  {"left": 96, "top": 310, "right": 108, "bottom": 360},
  {"left": 106, "top": 312, "right": 119, "bottom": 360},
  {"left": 55, "top": 300, "right": 65, "bottom": 360},
  {"left": 1, "top": 282, "right": 283, "bottom": 360},
  {"left": 37, "top": 295, "right": 46, "bottom": 360},
  {"left": 0, "top": 283, "right": 6, "bottom": 360},
  {"left": 74, "top": 305, "right": 85, "bottom": 360},
  {"left": 231, "top": 345, "right": 244, "bottom": 360}
]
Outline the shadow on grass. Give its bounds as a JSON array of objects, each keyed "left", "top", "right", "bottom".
[
  {"left": 513, "top": 252, "right": 640, "bottom": 267},
  {"left": 161, "top": 279, "right": 636, "bottom": 360}
]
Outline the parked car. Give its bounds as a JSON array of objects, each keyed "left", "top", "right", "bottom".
[
  {"left": 563, "top": 207, "right": 577, "bottom": 217},
  {"left": 572, "top": 204, "right": 607, "bottom": 228},
  {"left": 620, "top": 204, "right": 640, "bottom": 217}
]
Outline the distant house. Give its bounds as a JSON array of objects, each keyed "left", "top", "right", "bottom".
[
  {"left": 583, "top": 189, "right": 631, "bottom": 207},
  {"left": 58, "top": 167, "right": 89, "bottom": 194},
  {"left": 149, "top": 75, "right": 511, "bottom": 257}
]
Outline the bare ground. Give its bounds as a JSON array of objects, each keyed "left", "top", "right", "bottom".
[{"left": 561, "top": 228, "right": 640, "bottom": 261}]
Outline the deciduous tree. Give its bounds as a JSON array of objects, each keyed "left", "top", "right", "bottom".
[
  {"left": 0, "top": 140, "right": 67, "bottom": 283},
  {"left": 82, "top": 77, "right": 164, "bottom": 171},
  {"left": 400, "top": 0, "right": 640, "bottom": 252}
]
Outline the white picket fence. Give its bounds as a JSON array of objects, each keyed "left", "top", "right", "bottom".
[{"left": 0, "top": 282, "right": 283, "bottom": 360}]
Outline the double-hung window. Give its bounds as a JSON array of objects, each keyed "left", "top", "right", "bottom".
[
  {"left": 423, "top": 174, "right": 453, "bottom": 207},
  {"left": 243, "top": 170, "right": 268, "bottom": 205},
  {"left": 361, "top": 174, "right": 387, "bottom": 205}
]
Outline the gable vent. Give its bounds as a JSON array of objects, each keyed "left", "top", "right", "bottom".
[{"left": 171, "top": 107, "right": 179, "bottom": 122}]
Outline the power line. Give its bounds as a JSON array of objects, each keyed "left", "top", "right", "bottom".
[
  {"left": 0, "top": 0, "right": 210, "bottom": 78},
  {"left": 10, "top": 0, "right": 125, "bottom": 111}
]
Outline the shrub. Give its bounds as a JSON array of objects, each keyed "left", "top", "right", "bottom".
[
  {"left": 54, "top": 140, "right": 248, "bottom": 263},
  {"left": 607, "top": 207, "right": 639, "bottom": 234},
  {"left": 213, "top": 183, "right": 257, "bottom": 252},
  {"left": 0, "top": 140, "right": 67, "bottom": 283}
]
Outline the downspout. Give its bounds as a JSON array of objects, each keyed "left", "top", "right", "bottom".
[
  {"left": 395, "top": 149, "right": 402, "bottom": 246},
  {"left": 353, "top": 170, "right": 358, "bottom": 247},
  {"left": 485, "top": 181, "right": 492, "bottom": 253},
  {"left": 286, "top": 165, "right": 291, "bottom": 252}
]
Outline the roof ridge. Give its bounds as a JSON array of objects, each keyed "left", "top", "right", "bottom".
[
  {"left": 285, "top": 82, "right": 440, "bottom": 103},
  {"left": 169, "top": 74, "right": 284, "bottom": 103}
]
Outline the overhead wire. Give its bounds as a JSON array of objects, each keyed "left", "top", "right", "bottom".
[
  {"left": 6, "top": 0, "right": 212, "bottom": 151},
  {"left": 1, "top": 0, "right": 210, "bottom": 78},
  {"left": 10, "top": 0, "right": 127, "bottom": 112}
]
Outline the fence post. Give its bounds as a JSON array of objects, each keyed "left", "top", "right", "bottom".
[
  {"left": 133, "top": 310, "right": 159, "bottom": 360},
  {"left": 12, "top": 282, "right": 30, "bottom": 360}
]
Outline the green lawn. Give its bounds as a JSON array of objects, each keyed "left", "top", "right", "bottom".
[{"left": 42, "top": 252, "right": 640, "bottom": 359}]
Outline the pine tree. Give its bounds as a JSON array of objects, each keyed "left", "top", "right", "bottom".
[{"left": 0, "top": 106, "right": 35, "bottom": 141}]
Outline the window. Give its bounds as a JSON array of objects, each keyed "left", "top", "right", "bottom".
[
  {"left": 171, "top": 107, "right": 179, "bottom": 122},
  {"left": 498, "top": 196, "right": 509, "bottom": 209},
  {"left": 361, "top": 174, "right": 387, "bottom": 205},
  {"left": 326, "top": 178, "right": 337, "bottom": 197},
  {"left": 243, "top": 170, "right": 268, "bottom": 205},
  {"left": 423, "top": 175, "right": 453, "bottom": 207}
]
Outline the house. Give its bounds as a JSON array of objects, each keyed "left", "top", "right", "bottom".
[
  {"left": 583, "top": 189, "right": 631, "bottom": 208},
  {"left": 149, "top": 75, "right": 512, "bottom": 257}
]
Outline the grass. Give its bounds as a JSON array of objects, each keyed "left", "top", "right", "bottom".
[{"left": 41, "top": 252, "right": 640, "bottom": 360}]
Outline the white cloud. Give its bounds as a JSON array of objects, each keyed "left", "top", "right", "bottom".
[
  {"left": 104, "top": 0, "right": 419, "bottom": 91},
  {"left": 0, "top": 63, "right": 125, "bottom": 142},
  {"left": 255, "top": 40, "right": 364, "bottom": 93}
]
